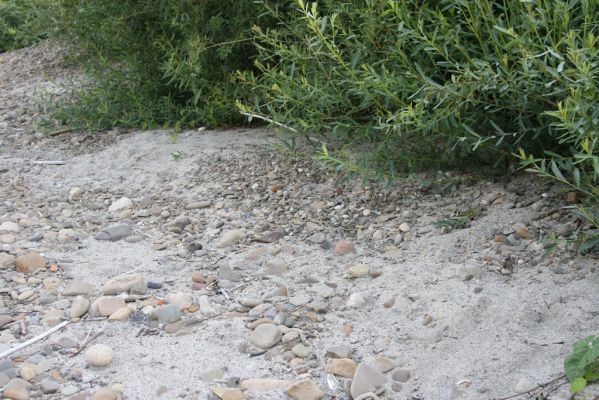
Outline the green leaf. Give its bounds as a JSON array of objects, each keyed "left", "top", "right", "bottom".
[
  {"left": 565, "top": 336, "right": 599, "bottom": 382},
  {"left": 571, "top": 377, "right": 587, "bottom": 393}
]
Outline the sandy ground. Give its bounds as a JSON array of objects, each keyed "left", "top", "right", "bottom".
[{"left": 0, "top": 41, "right": 598, "bottom": 400}]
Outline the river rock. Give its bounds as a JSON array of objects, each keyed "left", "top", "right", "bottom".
[
  {"left": 325, "top": 358, "right": 357, "bottom": 378},
  {"left": 94, "top": 224, "right": 132, "bottom": 241},
  {"left": 250, "top": 323, "right": 282, "bottom": 349},
  {"left": 0, "top": 252, "right": 15, "bottom": 269},
  {"left": 70, "top": 296, "right": 90, "bottom": 319},
  {"left": 284, "top": 379, "right": 324, "bottom": 400},
  {"left": 85, "top": 344, "right": 113, "bottom": 367},
  {"left": 350, "top": 363, "right": 387, "bottom": 399},
  {"left": 151, "top": 304, "right": 181, "bottom": 324},
  {"left": 216, "top": 230, "right": 246, "bottom": 248},
  {"left": 102, "top": 274, "right": 146, "bottom": 295},
  {"left": 334, "top": 240, "right": 354, "bottom": 256},
  {"left": 95, "top": 297, "right": 126, "bottom": 317},
  {"left": 63, "top": 281, "right": 96, "bottom": 296},
  {"left": 166, "top": 292, "right": 193, "bottom": 310},
  {"left": 15, "top": 253, "right": 45, "bottom": 274}
]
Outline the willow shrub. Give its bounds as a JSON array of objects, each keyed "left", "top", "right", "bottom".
[
  {"left": 239, "top": 0, "right": 598, "bottom": 248},
  {"left": 45, "top": 0, "right": 282, "bottom": 129}
]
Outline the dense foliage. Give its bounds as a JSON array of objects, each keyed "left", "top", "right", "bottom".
[{"left": 0, "top": 0, "right": 49, "bottom": 52}]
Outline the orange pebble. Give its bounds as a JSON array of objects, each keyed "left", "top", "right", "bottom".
[{"left": 50, "top": 264, "right": 59, "bottom": 273}]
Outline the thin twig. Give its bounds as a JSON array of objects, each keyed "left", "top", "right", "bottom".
[
  {"left": 31, "top": 160, "right": 67, "bottom": 165},
  {"left": 47, "top": 127, "right": 73, "bottom": 136},
  {"left": 492, "top": 374, "right": 567, "bottom": 400},
  {"left": 240, "top": 111, "right": 299, "bottom": 133},
  {"left": 69, "top": 330, "right": 104, "bottom": 358},
  {"left": 0, "top": 320, "right": 71, "bottom": 359}
]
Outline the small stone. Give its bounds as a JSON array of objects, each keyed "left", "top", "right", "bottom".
[
  {"left": 218, "top": 266, "right": 242, "bottom": 282},
  {"left": 456, "top": 265, "right": 481, "bottom": 281},
  {"left": 166, "top": 292, "right": 193, "bottom": 310},
  {"left": 108, "top": 197, "right": 133, "bottom": 212},
  {"left": 42, "top": 309, "right": 64, "bottom": 326},
  {"left": 348, "top": 264, "right": 370, "bottom": 278},
  {"left": 326, "top": 346, "right": 353, "bottom": 359},
  {"left": 200, "top": 368, "right": 224, "bottom": 382},
  {"left": 515, "top": 377, "right": 535, "bottom": 393},
  {"left": 392, "top": 368, "right": 411, "bottom": 382},
  {"left": 565, "top": 191, "right": 577, "bottom": 204},
  {"left": 91, "top": 388, "right": 117, "bottom": 400},
  {"left": 3, "top": 387, "right": 29, "bottom": 400},
  {"left": 514, "top": 223, "right": 530, "bottom": 239},
  {"left": 216, "top": 230, "right": 246, "bottom": 248},
  {"left": 147, "top": 281, "right": 162, "bottom": 289},
  {"left": 94, "top": 224, "right": 132, "bottom": 241},
  {"left": 191, "top": 272, "right": 205, "bottom": 283},
  {"left": 250, "top": 323, "right": 282, "bottom": 349},
  {"left": 70, "top": 296, "right": 90, "bottom": 319},
  {"left": 350, "top": 363, "right": 387, "bottom": 399},
  {"left": 108, "top": 306, "right": 131, "bottom": 321},
  {"left": 399, "top": 223, "right": 411, "bottom": 232},
  {"left": 0, "top": 252, "right": 16, "bottom": 269},
  {"left": 186, "top": 200, "right": 212, "bottom": 210},
  {"left": 102, "top": 274, "right": 146, "bottom": 295},
  {"left": 85, "top": 344, "right": 113, "bottom": 367},
  {"left": 394, "top": 234, "right": 404, "bottom": 245},
  {"left": 325, "top": 358, "right": 357, "bottom": 378},
  {"left": 0, "top": 221, "right": 20, "bottom": 233},
  {"left": 284, "top": 379, "right": 324, "bottom": 400},
  {"left": 239, "top": 298, "right": 262, "bottom": 308},
  {"left": 68, "top": 187, "right": 82, "bottom": 202},
  {"left": 346, "top": 293, "right": 366, "bottom": 308},
  {"left": 95, "top": 297, "right": 126, "bottom": 317},
  {"left": 371, "top": 356, "right": 395, "bottom": 373},
  {"left": 18, "top": 364, "right": 39, "bottom": 381},
  {"left": 40, "top": 380, "right": 58, "bottom": 394},
  {"left": 334, "top": 240, "right": 354, "bottom": 256},
  {"left": 212, "top": 387, "right": 245, "bottom": 400},
  {"left": 291, "top": 344, "right": 310, "bottom": 358},
  {"left": 151, "top": 304, "right": 181, "bottom": 324},
  {"left": 15, "top": 253, "right": 45, "bottom": 274},
  {"left": 383, "top": 297, "right": 396, "bottom": 308},
  {"left": 63, "top": 281, "right": 96, "bottom": 296}
]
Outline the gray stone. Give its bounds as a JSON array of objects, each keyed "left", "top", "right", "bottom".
[
  {"left": 218, "top": 266, "right": 242, "bottom": 282},
  {"left": 250, "top": 323, "right": 282, "bottom": 349},
  {"left": 392, "top": 368, "right": 411, "bottom": 382},
  {"left": 439, "top": 383, "right": 462, "bottom": 400},
  {"left": 94, "top": 224, "right": 132, "bottom": 241},
  {"left": 108, "top": 197, "right": 132, "bottom": 212},
  {"left": 101, "top": 274, "right": 146, "bottom": 295},
  {"left": 151, "top": 304, "right": 182, "bottom": 324},
  {"left": 215, "top": 229, "right": 246, "bottom": 248},
  {"left": 515, "top": 377, "right": 535, "bottom": 393},
  {"left": 291, "top": 344, "right": 310, "bottom": 358},
  {"left": 350, "top": 363, "right": 387, "bottom": 399},
  {"left": 70, "top": 296, "right": 90, "bottom": 318},
  {"left": 370, "top": 356, "right": 395, "bottom": 373},
  {"left": 0, "top": 252, "right": 15, "bottom": 269},
  {"left": 85, "top": 344, "right": 113, "bottom": 367},
  {"left": 94, "top": 296, "right": 126, "bottom": 317},
  {"left": 41, "top": 379, "right": 59, "bottom": 394},
  {"left": 199, "top": 368, "right": 224, "bottom": 382},
  {"left": 326, "top": 346, "right": 353, "bottom": 359},
  {"left": 62, "top": 281, "right": 96, "bottom": 296}
]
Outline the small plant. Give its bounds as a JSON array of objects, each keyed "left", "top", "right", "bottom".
[
  {"left": 434, "top": 208, "right": 481, "bottom": 232},
  {"left": 170, "top": 150, "right": 185, "bottom": 161},
  {"left": 564, "top": 335, "right": 599, "bottom": 394}
]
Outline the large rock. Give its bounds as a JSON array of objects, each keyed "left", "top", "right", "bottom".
[
  {"left": 250, "top": 323, "right": 282, "bottom": 349},
  {"left": 15, "top": 253, "right": 45, "bottom": 274},
  {"left": 216, "top": 230, "right": 246, "bottom": 248},
  {"left": 350, "top": 363, "right": 387, "bottom": 399},
  {"left": 284, "top": 379, "right": 324, "bottom": 400},
  {"left": 102, "top": 274, "right": 146, "bottom": 295}
]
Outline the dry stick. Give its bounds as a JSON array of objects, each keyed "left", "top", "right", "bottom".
[
  {"left": 493, "top": 374, "right": 567, "bottom": 400},
  {"left": 69, "top": 330, "right": 104, "bottom": 358},
  {"left": 30, "top": 160, "right": 67, "bottom": 165},
  {"left": 47, "top": 127, "right": 73, "bottom": 137},
  {"left": 0, "top": 320, "right": 71, "bottom": 359}
]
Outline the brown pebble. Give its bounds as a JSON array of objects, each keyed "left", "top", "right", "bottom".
[{"left": 50, "top": 264, "right": 59, "bottom": 273}]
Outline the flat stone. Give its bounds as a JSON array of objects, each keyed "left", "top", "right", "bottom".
[
  {"left": 42, "top": 309, "right": 64, "bottom": 327},
  {"left": 371, "top": 356, "right": 395, "bottom": 373},
  {"left": 240, "top": 379, "right": 294, "bottom": 391},
  {"left": 216, "top": 229, "right": 246, "bottom": 248},
  {"left": 325, "top": 358, "right": 357, "bottom": 378},
  {"left": 200, "top": 368, "right": 224, "bottom": 382},
  {"left": 326, "top": 346, "right": 353, "bottom": 359},
  {"left": 102, "top": 274, "right": 146, "bottom": 295},
  {"left": 239, "top": 298, "right": 262, "bottom": 308},
  {"left": 0, "top": 252, "right": 16, "bottom": 269},
  {"left": 94, "top": 224, "right": 132, "bottom": 241},
  {"left": 291, "top": 344, "right": 310, "bottom": 358},
  {"left": 15, "top": 253, "right": 45, "bottom": 274},
  {"left": 392, "top": 368, "right": 411, "bottom": 382},
  {"left": 350, "top": 363, "right": 388, "bottom": 399},
  {"left": 212, "top": 387, "right": 245, "bottom": 400},
  {"left": 250, "top": 323, "right": 282, "bottom": 349},
  {"left": 91, "top": 388, "right": 118, "bottom": 400},
  {"left": 334, "top": 240, "right": 354, "bottom": 256},
  {"left": 166, "top": 292, "right": 193, "bottom": 310},
  {"left": 70, "top": 296, "right": 90, "bottom": 319},
  {"left": 108, "top": 197, "right": 133, "bottom": 212},
  {"left": 108, "top": 306, "right": 131, "bottom": 321},
  {"left": 348, "top": 264, "right": 370, "bottom": 278},
  {"left": 95, "top": 297, "right": 126, "bottom": 317},
  {"left": 85, "top": 344, "right": 113, "bottom": 367},
  {"left": 284, "top": 379, "right": 324, "bottom": 400},
  {"left": 63, "top": 281, "right": 96, "bottom": 296},
  {"left": 186, "top": 200, "right": 212, "bottom": 210},
  {"left": 40, "top": 379, "right": 59, "bottom": 394}
]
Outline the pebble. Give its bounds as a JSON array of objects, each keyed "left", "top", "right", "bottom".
[
  {"left": 348, "top": 264, "right": 370, "bottom": 278},
  {"left": 15, "top": 253, "right": 45, "bottom": 274},
  {"left": 108, "top": 197, "right": 133, "bottom": 212},
  {"left": 216, "top": 230, "right": 246, "bottom": 248},
  {"left": 18, "top": 364, "right": 39, "bottom": 381},
  {"left": 325, "top": 358, "right": 357, "bottom": 378},
  {"left": 95, "top": 296, "right": 126, "bottom": 317},
  {"left": 3, "top": 387, "right": 29, "bottom": 400},
  {"left": 0, "top": 315, "right": 13, "bottom": 328},
  {"left": 250, "top": 323, "right": 282, "bottom": 349},
  {"left": 284, "top": 379, "right": 324, "bottom": 400},
  {"left": 291, "top": 344, "right": 310, "bottom": 358},
  {"left": 383, "top": 297, "right": 396, "bottom": 308},
  {"left": 94, "top": 224, "right": 133, "bottom": 241},
  {"left": 186, "top": 200, "right": 212, "bottom": 210},
  {"left": 0, "top": 252, "right": 16, "bottom": 269},
  {"left": 151, "top": 304, "right": 182, "bottom": 324},
  {"left": 166, "top": 292, "right": 193, "bottom": 310},
  {"left": 392, "top": 368, "right": 411, "bottom": 382},
  {"left": 218, "top": 266, "right": 242, "bottom": 282},
  {"left": 0, "top": 221, "right": 20, "bottom": 233},
  {"left": 102, "top": 274, "right": 146, "bottom": 295},
  {"left": 108, "top": 306, "right": 131, "bottom": 321},
  {"left": 334, "top": 240, "right": 354, "bottom": 256},
  {"left": 350, "top": 363, "right": 387, "bottom": 399},
  {"left": 63, "top": 281, "right": 96, "bottom": 296},
  {"left": 326, "top": 346, "right": 353, "bottom": 359},
  {"left": 371, "top": 356, "right": 395, "bottom": 373},
  {"left": 68, "top": 187, "right": 82, "bottom": 201},
  {"left": 85, "top": 344, "right": 114, "bottom": 367},
  {"left": 399, "top": 223, "right": 411, "bottom": 232},
  {"left": 212, "top": 387, "right": 245, "bottom": 400},
  {"left": 515, "top": 377, "right": 535, "bottom": 393},
  {"left": 91, "top": 388, "right": 118, "bottom": 400},
  {"left": 346, "top": 293, "right": 366, "bottom": 308},
  {"left": 40, "top": 379, "right": 58, "bottom": 394}
]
